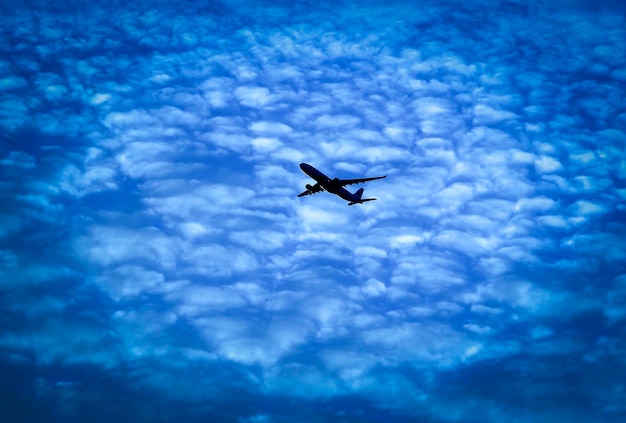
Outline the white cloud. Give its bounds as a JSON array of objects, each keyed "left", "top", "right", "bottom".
[
  {"left": 297, "top": 205, "right": 349, "bottom": 229},
  {"left": 572, "top": 200, "right": 606, "bottom": 215},
  {"left": 155, "top": 105, "right": 201, "bottom": 126},
  {"left": 314, "top": 114, "right": 360, "bottom": 128},
  {"left": 234, "top": 86, "right": 273, "bottom": 107},
  {"left": 249, "top": 120, "right": 293, "bottom": 136},
  {"left": 230, "top": 230, "right": 287, "bottom": 253},
  {"left": 4, "top": 1, "right": 626, "bottom": 421},
  {"left": 170, "top": 285, "right": 248, "bottom": 315},
  {"left": 105, "top": 109, "right": 158, "bottom": 128},
  {"left": 78, "top": 225, "right": 181, "bottom": 269},
  {"left": 193, "top": 316, "right": 309, "bottom": 367},
  {"left": 432, "top": 230, "right": 496, "bottom": 256},
  {"left": 270, "top": 146, "right": 305, "bottom": 162},
  {"left": 90, "top": 93, "right": 112, "bottom": 105},
  {"left": 354, "top": 146, "right": 408, "bottom": 163},
  {"left": 433, "top": 183, "right": 476, "bottom": 211},
  {"left": 0, "top": 76, "right": 28, "bottom": 90},
  {"left": 538, "top": 215, "right": 569, "bottom": 228},
  {"left": 144, "top": 183, "right": 256, "bottom": 219},
  {"left": 361, "top": 278, "right": 387, "bottom": 297},
  {"left": 534, "top": 155, "right": 563, "bottom": 173},
  {"left": 96, "top": 265, "right": 165, "bottom": 300},
  {"left": 251, "top": 137, "right": 282, "bottom": 153},
  {"left": 391, "top": 234, "right": 428, "bottom": 248},
  {"left": 463, "top": 323, "right": 494, "bottom": 336},
  {"left": 361, "top": 322, "right": 475, "bottom": 367},
  {"left": 354, "top": 245, "right": 387, "bottom": 258},
  {"left": 182, "top": 244, "right": 258, "bottom": 277},
  {"left": 515, "top": 196, "right": 556, "bottom": 212},
  {"left": 392, "top": 255, "right": 466, "bottom": 292},
  {"left": 1, "top": 151, "right": 36, "bottom": 169},
  {"left": 473, "top": 104, "right": 517, "bottom": 124}
]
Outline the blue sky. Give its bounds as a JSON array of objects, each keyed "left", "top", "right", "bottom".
[{"left": 1, "top": 0, "right": 626, "bottom": 421}]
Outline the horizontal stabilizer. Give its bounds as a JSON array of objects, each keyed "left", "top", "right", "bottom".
[{"left": 348, "top": 198, "right": 377, "bottom": 206}]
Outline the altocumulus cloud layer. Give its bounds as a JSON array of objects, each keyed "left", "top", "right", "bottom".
[{"left": 1, "top": 0, "right": 626, "bottom": 421}]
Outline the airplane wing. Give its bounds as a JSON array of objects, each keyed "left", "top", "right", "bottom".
[
  {"left": 338, "top": 175, "right": 386, "bottom": 187},
  {"left": 297, "top": 182, "right": 323, "bottom": 197}
]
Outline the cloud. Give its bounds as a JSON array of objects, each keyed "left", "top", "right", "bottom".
[
  {"left": 535, "top": 155, "right": 563, "bottom": 173},
  {"left": 235, "top": 86, "right": 274, "bottom": 107},
  {"left": 0, "top": 76, "right": 28, "bottom": 91},
  {"left": 249, "top": 120, "right": 294, "bottom": 136},
  {"left": 1, "top": 0, "right": 625, "bottom": 422},
  {"left": 77, "top": 225, "right": 181, "bottom": 269}
]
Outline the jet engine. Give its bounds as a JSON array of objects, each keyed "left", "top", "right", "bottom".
[{"left": 306, "top": 184, "right": 314, "bottom": 191}]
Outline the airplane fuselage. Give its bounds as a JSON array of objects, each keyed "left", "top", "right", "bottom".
[
  {"left": 300, "top": 163, "right": 337, "bottom": 192},
  {"left": 300, "top": 163, "right": 368, "bottom": 203}
]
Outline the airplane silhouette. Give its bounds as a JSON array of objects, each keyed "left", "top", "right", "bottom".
[{"left": 297, "top": 163, "right": 386, "bottom": 205}]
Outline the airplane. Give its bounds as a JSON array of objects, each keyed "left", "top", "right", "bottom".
[{"left": 297, "top": 163, "right": 386, "bottom": 205}]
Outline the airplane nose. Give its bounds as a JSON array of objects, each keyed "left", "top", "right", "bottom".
[{"left": 299, "top": 163, "right": 308, "bottom": 170}]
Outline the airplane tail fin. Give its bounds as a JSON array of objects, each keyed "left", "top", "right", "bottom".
[{"left": 348, "top": 188, "right": 377, "bottom": 205}]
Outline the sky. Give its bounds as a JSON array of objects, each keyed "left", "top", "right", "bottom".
[{"left": 1, "top": 0, "right": 626, "bottom": 421}]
